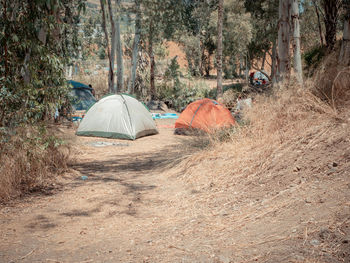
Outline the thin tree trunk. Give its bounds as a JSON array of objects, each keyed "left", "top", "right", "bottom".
[
  {"left": 107, "top": 0, "right": 116, "bottom": 93},
  {"left": 3, "top": 0, "right": 9, "bottom": 77},
  {"left": 206, "top": 50, "right": 212, "bottom": 77},
  {"left": 339, "top": 18, "right": 350, "bottom": 66},
  {"left": 115, "top": 0, "right": 124, "bottom": 92},
  {"left": 200, "top": 41, "right": 206, "bottom": 76},
  {"left": 312, "top": 0, "right": 325, "bottom": 46},
  {"left": 149, "top": 20, "right": 156, "bottom": 100},
  {"left": 100, "top": 0, "right": 114, "bottom": 93},
  {"left": 322, "top": 0, "right": 341, "bottom": 51},
  {"left": 277, "top": 0, "right": 291, "bottom": 82},
  {"left": 128, "top": 0, "right": 141, "bottom": 94},
  {"left": 245, "top": 55, "right": 249, "bottom": 84},
  {"left": 216, "top": 0, "right": 223, "bottom": 99},
  {"left": 261, "top": 50, "right": 266, "bottom": 70},
  {"left": 291, "top": 0, "right": 303, "bottom": 85},
  {"left": 239, "top": 56, "right": 242, "bottom": 77},
  {"left": 271, "top": 38, "right": 277, "bottom": 83}
]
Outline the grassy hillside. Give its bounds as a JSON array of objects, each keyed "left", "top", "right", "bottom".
[{"left": 168, "top": 63, "right": 350, "bottom": 260}]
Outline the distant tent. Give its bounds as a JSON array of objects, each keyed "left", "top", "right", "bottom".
[
  {"left": 76, "top": 94, "right": 158, "bottom": 140},
  {"left": 68, "top": 80, "right": 96, "bottom": 111},
  {"left": 68, "top": 80, "right": 93, "bottom": 91},
  {"left": 175, "top": 98, "right": 235, "bottom": 132}
]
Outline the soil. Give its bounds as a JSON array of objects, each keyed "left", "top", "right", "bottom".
[{"left": 1, "top": 118, "right": 349, "bottom": 262}]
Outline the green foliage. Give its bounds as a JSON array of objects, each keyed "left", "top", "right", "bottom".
[
  {"left": 98, "top": 47, "right": 107, "bottom": 59},
  {"left": 0, "top": 0, "right": 85, "bottom": 128},
  {"left": 157, "top": 59, "right": 212, "bottom": 111},
  {"left": 245, "top": 0, "right": 278, "bottom": 67},
  {"left": 223, "top": 59, "right": 238, "bottom": 79},
  {"left": 303, "top": 45, "right": 326, "bottom": 75}
]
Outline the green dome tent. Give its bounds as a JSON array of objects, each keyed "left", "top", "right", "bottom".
[
  {"left": 76, "top": 94, "right": 158, "bottom": 140},
  {"left": 67, "top": 80, "right": 96, "bottom": 111}
]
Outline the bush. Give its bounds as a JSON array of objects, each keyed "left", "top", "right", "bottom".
[
  {"left": 0, "top": 126, "right": 70, "bottom": 203},
  {"left": 303, "top": 45, "right": 326, "bottom": 76}
]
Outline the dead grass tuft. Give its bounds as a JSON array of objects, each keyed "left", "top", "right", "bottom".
[
  {"left": 0, "top": 127, "right": 71, "bottom": 203},
  {"left": 313, "top": 51, "right": 350, "bottom": 111}
]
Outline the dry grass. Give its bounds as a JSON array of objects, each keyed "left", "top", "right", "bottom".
[
  {"left": 0, "top": 127, "right": 71, "bottom": 203},
  {"left": 313, "top": 50, "right": 350, "bottom": 111},
  {"left": 74, "top": 72, "right": 108, "bottom": 100},
  {"left": 169, "top": 63, "right": 350, "bottom": 261}
]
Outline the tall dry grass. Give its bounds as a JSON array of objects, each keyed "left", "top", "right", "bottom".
[
  {"left": 74, "top": 72, "right": 108, "bottom": 100},
  {"left": 0, "top": 127, "right": 70, "bottom": 203},
  {"left": 177, "top": 60, "right": 350, "bottom": 189},
  {"left": 313, "top": 51, "right": 350, "bottom": 111}
]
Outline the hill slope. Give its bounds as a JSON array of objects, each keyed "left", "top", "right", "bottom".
[{"left": 170, "top": 86, "right": 350, "bottom": 262}]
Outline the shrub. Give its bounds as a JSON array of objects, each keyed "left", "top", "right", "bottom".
[
  {"left": 0, "top": 126, "right": 70, "bottom": 203},
  {"left": 303, "top": 45, "right": 326, "bottom": 76}
]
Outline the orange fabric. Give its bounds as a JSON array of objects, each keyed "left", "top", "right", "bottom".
[{"left": 175, "top": 98, "right": 235, "bottom": 132}]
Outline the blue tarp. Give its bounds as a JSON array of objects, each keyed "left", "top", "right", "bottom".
[
  {"left": 68, "top": 80, "right": 92, "bottom": 91},
  {"left": 152, "top": 113, "right": 179, "bottom": 120}
]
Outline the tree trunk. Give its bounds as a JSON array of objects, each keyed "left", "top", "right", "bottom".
[
  {"left": 216, "top": 0, "right": 223, "bottom": 100},
  {"left": 3, "top": 0, "right": 9, "bottom": 77},
  {"left": 312, "top": 0, "right": 325, "bottom": 46},
  {"left": 107, "top": 0, "right": 117, "bottom": 93},
  {"left": 115, "top": 0, "right": 124, "bottom": 92},
  {"left": 149, "top": 21, "right": 156, "bottom": 100},
  {"left": 200, "top": 41, "right": 206, "bottom": 76},
  {"left": 339, "top": 19, "right": 350, "bottom": 66},
  {"left": 261, "top": 50, "right": 266, "bottom": 70},
  {"left": 322, "top": 0, "right": 340, "bottom": 51},
  {"left": 239, "top": 56, "right": 242, "bottom": 77},
  {"left": 100, "top": 0, "right": 114, "bottom": 93},
  {"left": 291, "top": 0, "right": 303, "bottom": 85},
  {"left": 206, "top": 50, "right": 212, "bottom": 77},
  {"left": 277, "top": 0, "right": 291, "bottom": 82},
  {"left": 271, "top": 38, "right": 277, "bottom": 83},
  {"left": 128, "top": 0, "right": 141, "bottom": 94}
]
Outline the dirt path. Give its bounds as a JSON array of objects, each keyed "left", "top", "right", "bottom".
[
  {"left": 1, "top": 119, "right": 349, "bottom": 263},
  {"left": 0, "top": 119, "right": 204, "bottom": 262}
]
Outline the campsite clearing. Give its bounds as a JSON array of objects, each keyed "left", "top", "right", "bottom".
[{"left": 0, "top": 118, "right": 349, "bottom": 262}]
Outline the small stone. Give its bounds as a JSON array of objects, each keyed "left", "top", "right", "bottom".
[
  {"left": 293, "top": 166, "right": 301, "bottom": 172},
  {"left": 310, "top": 239, "right": 320, "bottom": 246},
  {"left": 332, "top": 162, "right": 338, "bottom": 167}
]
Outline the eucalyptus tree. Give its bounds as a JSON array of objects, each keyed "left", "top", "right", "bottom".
[
  {"left": 140, "top": 0, "right": 183, "bottom": 99},
  {"left": 321, "top": 0, "right": 342, "bottom": 51},
  {"left": 0, "top": 0, "right": 85, "bottom": 127},
  {"left": 223, "top": 0, "right": 252, "bottom": 79},
  {"left": 115, "top": 0, "right": 124, "bottom": 92},
  {"left": 291, "top": 0, "right": 303, "bottom": 85},
  {"left": 217, "top": 0, "right": 224, "bottom": 99},
  {"left": 179, "top": 0, "right": 217, "bottom": 77},
  {"left": 277, "top": 0, "right": 291, "bottom": 82},
  {"left": 128, "top": 0, "right": 141, "bottom": 94},
  {"left": 100, "top": 0, "right": 116, "bottom": 93},
  {"left": 339, "top": 0, "right": 350, "bottom": 66},
  {"left": 245, "top": 0, "right": 278, "bottom": 80}
]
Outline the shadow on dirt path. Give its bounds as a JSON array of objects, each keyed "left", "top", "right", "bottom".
[{"left": 0, "top": 122, "right": 204, "bottom": 262}]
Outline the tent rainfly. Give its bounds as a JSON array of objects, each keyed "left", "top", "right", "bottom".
[
  {"left": 175, "top": 98, "right": 235, "bottom": 132},
  {"left": 76, "top": 94, "right": 158, "bottom": 140}
]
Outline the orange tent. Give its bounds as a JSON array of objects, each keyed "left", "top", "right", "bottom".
[{"left": 175, "top": 98, "right": 235, "bottom": 132}]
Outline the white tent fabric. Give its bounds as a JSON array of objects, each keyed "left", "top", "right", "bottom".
[{"left": 76, "top": 94, "right": 158, "bottom": 140}]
